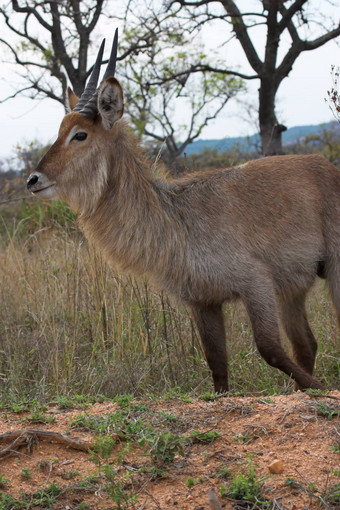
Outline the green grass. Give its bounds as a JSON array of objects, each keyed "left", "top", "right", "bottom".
[{"left": 0, "top": 199, "right": 339, "bottom": 403}]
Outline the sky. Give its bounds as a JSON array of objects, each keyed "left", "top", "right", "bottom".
[{"left": 0, "top": 2, "right": 339, "bottom": 163}]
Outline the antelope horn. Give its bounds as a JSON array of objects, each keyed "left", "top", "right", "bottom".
[
  {"left": 73, "top": 38, "right": 105, "bottom": 113},
  {"left": 79, "top": 28, "right": 118, "bottom": 120}
]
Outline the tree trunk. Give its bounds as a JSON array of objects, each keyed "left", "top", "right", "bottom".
[{"left": 258, "top": 76, "right": 286, "bottom": 156}]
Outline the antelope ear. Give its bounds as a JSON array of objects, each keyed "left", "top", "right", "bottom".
[
  {"left": 67, "top": 87, "right": 79, "bottom": 111},
  {"left": 98, "top": 77, "right": 124, "bottom": 130}
]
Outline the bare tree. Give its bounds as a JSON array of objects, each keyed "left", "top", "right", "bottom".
[
  {"left": 162, "top": 0, "right": 340, "bottom": 155},
  {"left": 0, "top": 0, "right": 178, "bottom": 106},
  {"left": 123, "top": 42, "right": 244, "bottom": 165},
  {"left": 1, "top": 0, "right": 245, "bottom": 163}
]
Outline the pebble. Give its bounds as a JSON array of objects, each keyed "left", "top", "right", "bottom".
[{"left": 268, "top": 458, "right": 284, "bottom": 474}]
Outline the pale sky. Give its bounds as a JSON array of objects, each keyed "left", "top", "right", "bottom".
[{"left": 0, "top": 3, "right": 339, "bottom": 162}]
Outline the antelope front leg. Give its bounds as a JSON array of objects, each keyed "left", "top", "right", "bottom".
[{"left": 191, "top": 303, "right": 229, "bottom": 393}]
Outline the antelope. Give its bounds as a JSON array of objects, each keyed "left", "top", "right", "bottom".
[{"left": 27, "top": 30, "right": 340, "bottom": 393}]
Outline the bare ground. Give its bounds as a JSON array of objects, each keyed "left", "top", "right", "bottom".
[{"left": 0, "top": 391, "right": 339, "bottom": 509}]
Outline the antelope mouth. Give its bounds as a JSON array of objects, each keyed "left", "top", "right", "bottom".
[
  {"left": 32, "top": 184, "right": 56, "bottom": 194},
  {"left": 31, "top": 183, "right": 57, "bottom": 199}
]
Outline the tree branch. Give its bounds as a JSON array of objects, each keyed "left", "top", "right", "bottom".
[{"left": 220, "top": 0, "right": 264, "bottom": 75}]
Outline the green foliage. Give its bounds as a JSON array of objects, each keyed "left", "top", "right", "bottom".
[
  {"left": 28, "top": 400, "right": 56, "bottom": 424},
  {"left": 185, "top": 476, "right": 195, "bottom": 488},
  {"left": 200, "top": 391, "right": 219, "bottom": 401},
  {"left": 0, "top": 483, "right": 63, "bottom": 509},
  {"left": 90, "top": 435, "right": 116, "bottom": 465},
  {"left": 316, "top": 401, "right": 339, "bottom": 419},
  {"left": 55, "top": 394, "right": 104, "bottom": 410},
  {"left": 190, "top": 429, "right": 220, "bottom": 444},
  {"left": 227, "top": 457, "right": 267, "bottom": 503},
  {"left": 146, "top": 430, "right": 186, "bottom": 465},
  {"left": 214, "top": 462, "right": 231, "bottom": 480},
  {"left": 0, "top": 475, "right": 10, "bottom": 489},
  {"left": 21, "top": 467, "right": 31, "bottom": 479},
  {"left": 322, "top": 482, "right": 340, "bottom": 504}
]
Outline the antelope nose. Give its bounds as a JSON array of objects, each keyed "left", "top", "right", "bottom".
[{"left": 27, "top": 173, "right": 39, "bottom": 190}]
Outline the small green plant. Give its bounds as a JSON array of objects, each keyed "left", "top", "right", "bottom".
[
  {"left": 186, "top": 476, "right": 195, "bottom": 488},
  {"left": 28, "top": 400, "right": 56, "bottom": 424},
  {"left": 103, "top": 465, "right": 138, "bottom": 509},
  {"left": 113, "top": 394, "right": 134, "bottom": 408},
  {"left": 316, "top": 401, "right": 339, "bottom": 419},
  {"left": 330, "top": 444, "right": 340, "bottom": 453},
  {"left": 215, "top": 462, "right": 231, "bottom": 480},
  {"left": 34, "top": 483, "right": 62, "bottom": 507},
  {"left": 56, "top": 394, "right": 99, "bottom": 410},
  {"left": 158, "top": 410, "right": 179, "bottom": 423},
  {"left": 147, "top": 430, "right": 186, "bottom": 464},
  {"left": 190, "top": 429, "right": 220, "bottom": 443},
  {"left": 0, "top": 493, "right": 26, "bottom": 509},
  {"left": 285, "top": 477, "right": 301, "bottom": 489},
  {"left": 0, "top": 475, "right": 10, "bottom": 489},
  {"left": 200, "top": 391, "right": 219, "bottom": 401},
  {"left": 61, "top": 469, "right": 80, "bottom": 480},
  {"left": 89, "top": 435, "right": 116, "bottom": 468},
  {"left": 331, "top": 468, "right": 340, "bottom": 477},
  {"left": 21, "top": 467, "right": 31, "bottom": 479},
  {"left": 321, "top": 482, "right": 340, "bottom": 504},
  {"left": 78, "top": 474, "right": 101, "bottom": 489},
  {"left": 228, "top": 457, "right": 267, "bottom": 503},
  {"left": 307, "top": 481, "right": 318, "bottom": 494}
]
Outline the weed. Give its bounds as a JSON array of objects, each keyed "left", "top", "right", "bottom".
[
  {"left": 158, "top": 410, "right": 179, "bottom": 423},
  {"left": 316, "top": 401, "right": 339, "bottom": 419},
  {"left": 214, "top": 462, "right": 231, "bottom": 480},
  {"left": 147, "top": 465, "right": 167, "bottom": 480},
  {"left": 0, "top": 475, "right": 9, "bottom": 489},
  {"left": 190, "top": 429, "right": 220, "bottom": 443},
  {"left": 103, "top": 464, "right": 138, "bottom": 509},
  {"left": 330, "top": 444, "right": 340, "bottom": 453},
  {"left": 89, "top": 435, "right": 116, "bottom": 467},
  {"left": 227, "top": 457, "right": 267, "bottom": 503},
  {"left": 113, "top": 394, "right": 134, "bottom": 408},
  {"left": 27, "top": 399, "right": 56, "bottom": 424},
  {"left": 146, "top": 430, "right": 186, "bottom": 464},
  {"left": 186, "top": 476, "right": 195, "bottom": 488},
  {"left": 200, "top": 391, "right": 219, "bottom": 401},
  {"left": 61, "top": 469, "right": 80, "bottom": 480},
  {"left": 21, "top": 467, "right": 31, "bottom": 479},
  {"left": 285, "top": 477, "right": 301, "bottom": 489},
  {"left": 34, "top": 483, "right": 62, "bottom": 507},
  {"left": 321, "top": 482, "right": 340, "bottom": 504},
  {"left": 0, "top": 493, "right": 25, "bottom": 510},
  {"left": 56, "top": 394, "right": 101, "bottom": 409},
  {"left": 78, "top": 474, "right": 101, "bottom": 489},
  {"left": 234, "top": 425, "right": 268, "bottom": 444}
]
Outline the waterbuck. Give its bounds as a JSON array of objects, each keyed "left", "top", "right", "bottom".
[{"left": 27, "top": 31, "right": 339, "bottom": 393}]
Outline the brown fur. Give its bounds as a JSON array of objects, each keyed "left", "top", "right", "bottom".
[{"left": 29, "top": 79, "right": 340, "bottom": 392}]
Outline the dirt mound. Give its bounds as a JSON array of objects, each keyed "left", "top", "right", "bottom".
[{"left": 0, "top": 392, "right": 339, "bottom": 509}]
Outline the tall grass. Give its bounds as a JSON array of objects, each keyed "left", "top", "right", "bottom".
[{"left": 0, "top": 200, "right": 339, "bottom": 402}]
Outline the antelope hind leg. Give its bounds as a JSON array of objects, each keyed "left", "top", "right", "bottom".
[{"left": 243, "top": 283, "right": 324, "bottom": 390}]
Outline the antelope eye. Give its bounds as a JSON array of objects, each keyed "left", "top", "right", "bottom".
[{"left": 72, "top": 131, "right": 88, "bottom": 142}]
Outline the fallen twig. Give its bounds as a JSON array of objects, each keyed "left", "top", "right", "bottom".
[{"left": 0, "top": 429, "right": 92, "bottom": 460}]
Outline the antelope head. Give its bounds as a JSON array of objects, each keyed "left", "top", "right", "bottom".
[{"left": 27, "top": 29, "right": 124, "bottom": 213}]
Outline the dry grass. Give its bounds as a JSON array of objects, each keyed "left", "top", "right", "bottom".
[{"left": 0, "top": 200, "right": 339, "bottom": 402}]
